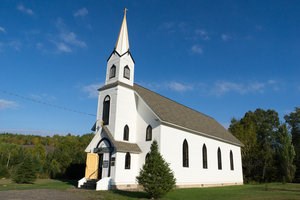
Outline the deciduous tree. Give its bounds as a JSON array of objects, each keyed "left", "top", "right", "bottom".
[{"left": 285, "top": 107, "right": 300, "bottom": 182}]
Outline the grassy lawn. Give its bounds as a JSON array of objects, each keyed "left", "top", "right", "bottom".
[
  {"left": 0, "top": 179, "right": 299, "bottom": 200},
  {"left": 0, "top": 178, "right": 76, "bottom": 191},
  {"left": 164, "top": 184, "right": 300, "bottom": 200}
]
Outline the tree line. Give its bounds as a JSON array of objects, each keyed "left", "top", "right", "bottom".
[
  {"left": 0, "top": 107, "right": 299, "bottom": 184},
  {"left": 229, "top": 107, "right": 300, "bottom": 183},
  {"left": 0, "top": 133, "right": 94, "bottom": 180}
]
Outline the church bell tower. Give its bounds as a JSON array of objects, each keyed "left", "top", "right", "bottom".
[{"left": 105, "top": 9, "right": 134, "bottom": 86}]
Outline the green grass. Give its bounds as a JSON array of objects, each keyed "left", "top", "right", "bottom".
[
  {"left": 164, "top": 183, "right": 300, "bottom": 200},
  {"left": 0, "top": 179, "right": 300, "bottom": 200},
  {"left": 0, "top": 178, "right": 76, "bottom": 191}
]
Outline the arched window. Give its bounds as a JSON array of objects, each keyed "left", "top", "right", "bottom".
[
  {"left": 102, "top": 96, "right": 110, "bottom": 125},
  {"left": 145, "top": 153, "right": 150, "bottom": 163},
  {"left": 183, "top": 139, "right": 189, "bottom": 167},
  {"left": 202, "top": 144, "right": 208, "bottom": 169},
  {"left": 146, "top": 125, "right": 152, "bottom": 141},
  {"left": 125, "top": 152, "right": 131, "bottom": 169},
  {"left": 230, "top": 150, "right": 234, "bottom": 170},
  {"left": 123, "top": 125, "right": 129, "bottom": 141},
  {"left": 123, "top": 66, "right": 130, "bottom": 79},
  {"left": 109, "top": 65, "right": 116, "bottom": 79},
  {"left": 217, "top": 147, "right": 222, "bottom": 170}
]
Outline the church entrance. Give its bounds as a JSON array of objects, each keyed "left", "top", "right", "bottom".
[
  {"left": 94, "top": 138, "right": 113, "bottom": 180},
  {"left": 98, "top": 153, "right": 103, "bottom": 179}
]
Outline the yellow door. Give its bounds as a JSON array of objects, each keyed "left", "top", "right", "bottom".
[{"left": 85, "top": 153, "right": 99, "bottom": 179}]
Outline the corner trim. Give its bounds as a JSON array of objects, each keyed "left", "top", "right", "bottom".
[
  {"left": 107, "top": 49, "right": 135, "bottom": 64},
  {"left": 98, "top": 81, "right": 133, "bottom": 91}
]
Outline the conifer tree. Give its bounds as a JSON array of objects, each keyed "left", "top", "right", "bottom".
[
  {"left": 137, "top": 140, "right": 176, "bottom": 199},
  {"left": 12, "top": 155, "right": 37, "bottom": 184}
]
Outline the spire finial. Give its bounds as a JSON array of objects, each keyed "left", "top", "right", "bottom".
[
  {"left": 124, "top": 8, "right": 128, "bottom": 16},
  {"left": 115, "top": 8, "right": 130, "bottom": 55}
]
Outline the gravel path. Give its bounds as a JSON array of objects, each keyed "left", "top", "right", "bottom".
[{"left": 0, "top": 189, "right": 88, "bottom": 200}]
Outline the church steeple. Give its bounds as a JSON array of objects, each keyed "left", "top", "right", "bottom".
[
  {"left": 105, "top": 9, "right": 134, "bottom": 86},
  {"left": 115, "top": 8, "right": 129, "bottom": 55}
]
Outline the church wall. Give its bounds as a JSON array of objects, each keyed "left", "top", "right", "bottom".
[
  {"left": 160, "top": 125, "right": 243, "bottom": 185},
  {"left": 135, "top": 94, "right": 161, "bottom": 169},
  {"left": 113, "top": 152, "right": 139, "bottom": 185},
  {"left": 113, "top": 86, "right": 137, "bottom": 142}
]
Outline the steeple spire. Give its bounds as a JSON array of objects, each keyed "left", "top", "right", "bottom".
[
  {"left": 115, "top": 8, "right": 130, "bottom": 55},
  {"left": 105, "top": 8, "right": 134, "bottom": 86}
]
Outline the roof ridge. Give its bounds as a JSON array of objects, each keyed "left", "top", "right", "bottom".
[{"left": 134, "top": 83, "right": 217, "bottom": 122}]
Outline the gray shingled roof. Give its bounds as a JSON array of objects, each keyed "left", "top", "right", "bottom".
[
  {"left": 133, "top": 84, "right": 243, "bottom": 146},
  {"left": 102, "top": 126, "right": 141, "bottom": 153}
]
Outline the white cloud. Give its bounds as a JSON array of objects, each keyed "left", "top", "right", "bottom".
[
  {"left": 9, "top": 40, "right": 22, "bottom": 51},
  {"left": 221, "top": 34, "right": 231, "bottom": 41},
  {"left": 140, "top": 79, "right": 280, "bottom": 96},
  {"left": 53, "top": 18, "right": 87, "bottom": 53},
  {"left": 0, "top": 99, "right": 18, "bottom": 110},
  {"left": 213, "top": 81, "right": 245, "bottom": 95},
  {"left": 74, "top": 8, "right": 89, "bottom": 17},
  {"left": 255, "top": 25, "right": 264, "bottom": 31},
  {"left": 195, "top": 29, "right": 210, "bottom": 40},
  {"left": 160, "top": 22, "right": 175, "bottom": 33},
  {"left": 82, "top": 83, "right": 102, "bottom": 98},
  {"left": 166, "top": 81, "right": 194, "bottom": 92},
  {"left": 60, "top": 32, "right": 87, "bottom": 48},
  {"left": 160, "top": 21, "right": 188, "bottom": 34},
  {"left": 56, "top": 42, "right": 72, "bottom": 53},
  {"left": 137, "top": 81, "right": 194, "bottom": 93},
  {"left": 267, "top": 79, "right": 281, "bottom": 91},
  {"left": 191, "top": 44, "right": 203, "bottom": 54},
  {"left": 211, "top": 80, "right": 279, "bottom": 96},
  {"left": 36, "top": 42, "right": 43, "bottom": 50},
  {"left": 17, "top": 4, "right": 34, "bottom": 15},
  {"left": 0, "top": 26, "right": 6, "bottom": 33}
]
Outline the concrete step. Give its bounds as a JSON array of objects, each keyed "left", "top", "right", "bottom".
[{"left": 80, "top": 179, "right": 98, "bottom": 190}]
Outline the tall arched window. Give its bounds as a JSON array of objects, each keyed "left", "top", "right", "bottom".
[
  {"left": 230, "top": 150, "right": 234, "bottom": 170},
  {"left": 123, "top": 66, "right": 130, "bottom": 79},
  {"left": 102, "top": 96, "right": 110, "bottom": 125},
  {"left": 217, "top": 147, "right": 222, "bottom": 170},
  {"left": 146, "top": 125, "right": 152, "bottom": 141},
  {"left": 123, "top": 125, "right": 129, "bottom": 141},
  {"left": 109, "top": 65, "right": 116, "bottom": 79},
  {"left": 125, "top": 152, "right": 131, "bottom": 169},
  {"left": 202, "top": 144, "right": 208, "bottom": 169},
  {"left": 145, "top": 153, "right": 150, "bottom": 163},
  {"left": 183, "top": 139, "right": 189, "bottom": 167}
]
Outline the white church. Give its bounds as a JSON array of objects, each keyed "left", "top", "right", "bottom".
[{"left": 78, "top": 11, "right": 243, "bottom": 190}]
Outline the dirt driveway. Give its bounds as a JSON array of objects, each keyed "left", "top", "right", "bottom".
[{"left": 0, "top": 189, "right": 89, "bottom": 200}]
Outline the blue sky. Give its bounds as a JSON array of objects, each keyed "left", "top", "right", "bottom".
[{"left": 0, "top": 0, "right": 299, "bottom": 135}]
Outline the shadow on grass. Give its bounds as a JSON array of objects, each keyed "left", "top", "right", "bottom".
[
  {"left": 261, "top": 183, "right": 300, "bottom": 193},
  {"left": 267, "top": 188, "right": 300, "bottom": 193},
  {"left": 57, "top": 179, "right": 78, "bottom": 187},
  {"left": 112, "top": 189, "right": 149, "bottom": 199}
]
